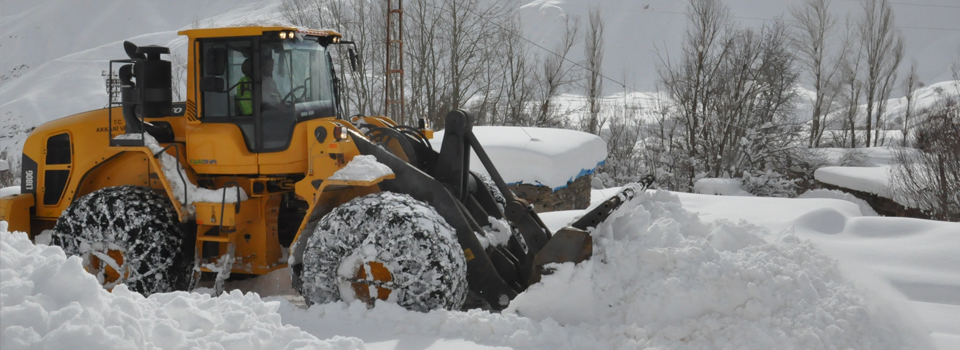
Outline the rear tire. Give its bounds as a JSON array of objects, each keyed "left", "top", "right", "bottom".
[
  {"left": 296, "top": 191, "right": 468, "bottom": 311},
  {"left": 51, "top": 186, "right": 195, "bottom": 296}
]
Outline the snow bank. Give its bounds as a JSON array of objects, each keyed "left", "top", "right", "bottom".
[
  {"left": 676, "top": 191, "right": 960, "bottom": 350},
  {"left": 506, "top": 188, "right": 920, "bottom": 349},
  {"left": 693, "top": 178, "right": 752, "bottom": 196},
  {"left": 328, "top": 155, "right": 394, "bottom": 182},
  {"left": 430, "top": 126, "right": 606, "bottom": 190},
  {"left": 0, "top": 226, "right": 361, "bottom": 350},
  {"left": 799, "top": 189, "right": 879, "bottom": 216}
]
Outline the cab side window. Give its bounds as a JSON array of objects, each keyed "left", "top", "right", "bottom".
[
  {"left": 200, "top": 39, "right": 252, "bottom": 119},
  {"left": 199, "top": 39, "right": 255, "bottom": 150}
]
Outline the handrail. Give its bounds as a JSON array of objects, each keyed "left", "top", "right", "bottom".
[{"left": 218, "top": 181, "right": 242, "bottom": 234}]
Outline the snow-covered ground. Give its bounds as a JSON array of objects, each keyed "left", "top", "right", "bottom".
[
  {"left": 5, "top": 186, "right": 959, "bottom": 349},
  {"left": 672, "top": 192, "right": 960, "bottom": 350}
]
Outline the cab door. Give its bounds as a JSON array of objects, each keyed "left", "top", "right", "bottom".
[{"left": 187, "top": 38, "right": 258, "bottom": 175}]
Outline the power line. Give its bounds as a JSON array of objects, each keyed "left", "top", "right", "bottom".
[{"left": 452, "top": 3, "right": 655, "bottom": 99}]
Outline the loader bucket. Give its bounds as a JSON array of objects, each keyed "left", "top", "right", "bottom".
[
  {"left": 528, "top": 181, "right": 650, "bottom": 283},
  {"left": 528, "top": 227, "right": 592, "bottom": 284}
]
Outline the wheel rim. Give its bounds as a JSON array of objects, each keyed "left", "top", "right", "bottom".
[
  {"left": 350, "top": 261, "right": 394, "bottom": 303},
  {"left": 84, "top": 248, "right": 127, "bottom": 290}
]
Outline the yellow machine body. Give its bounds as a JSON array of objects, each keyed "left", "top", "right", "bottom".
[{"left": 0, "top": 26, "right": 415, "bottom": 276}]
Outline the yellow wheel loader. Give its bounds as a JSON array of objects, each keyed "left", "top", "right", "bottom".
[{"left": 0, "top": 26, "right": 646, "bottom": 311}]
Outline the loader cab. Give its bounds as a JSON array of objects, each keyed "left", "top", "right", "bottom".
[{"left": 180, "top": 27, "right": 343, "bottom": 175}]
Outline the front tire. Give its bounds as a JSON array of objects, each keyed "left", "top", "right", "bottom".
[
  {"left": 296, "top": 192, "right": 468, "bottom": 312},
  {"left": 51, "top": 186, "right": 196, "bottom": 296}
]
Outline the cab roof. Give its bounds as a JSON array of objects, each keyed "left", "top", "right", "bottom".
[{"left": 177, "top": 26, "right": 342, "bottom": 40}]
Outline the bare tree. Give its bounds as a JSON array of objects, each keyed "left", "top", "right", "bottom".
[
  {"left": 0, "top": 150, "right": 18, "bottom": 187},
  {"left": 536, "top": 16, "right": 580, "bottom": 127},
  {"left": 406, "top": 0, "right": 448, "bottom": 126},
  {"left": 901, "top": 59, "right": 920, "bottom": 146},
  {"left": 597, "top": 101, "right": 644, "bottom": 185},
  {"left": 170, "top": 53, "right": 188, "bottom": 101},
  {"left": 345, "top": 0, "right": 387, "bottom": 116},
  {"left": 891, "top": 94, "right": 960, "bottom": 221},
  {"left": 474, "top": 13, "right": 536, "bottom": 126},
  {"left": 656, "top": 0, "right": 802, "bottom": 191},
  {"left": 582, "top": 6, "right": 605, "bottom": 134},
  {"left": 658, "top": 0, "right": 732, "bottom": 189},
  {"left": 791, "top": 0, "right": 847, "bottom": 147},
  {"left": 446, "top": 0, "right": 508, "bottom": 113},
  {"left": 279, "top": 0, "right": 317, "bottom": 27},
  {"left": 835, "top": 18, "right": 866, "bottom": 148},
  {"left": 859, "top": 0, "right": 905, "bottom": 147}
]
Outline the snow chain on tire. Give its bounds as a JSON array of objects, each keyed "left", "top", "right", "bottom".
[
  {"left": 296, "top": 191, "right": 468, "bottom": 312},
  {"left": 51, "top": 185, "right": 196, "bottom": 296}
]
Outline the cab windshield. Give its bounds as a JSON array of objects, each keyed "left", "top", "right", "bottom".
[
  {"left": 199, "top": 35, "right": 338, "bottom": 152},
  {"left": 259, "top": 37, "right": 337, "bottom": 150}
]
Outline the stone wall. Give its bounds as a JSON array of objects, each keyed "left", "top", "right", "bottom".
[
  {"left": 816, "top": 182, "right": 930, "bottom": 219},
  {"left": 510, "top": 174, "right": 592, "bottom": 213}
]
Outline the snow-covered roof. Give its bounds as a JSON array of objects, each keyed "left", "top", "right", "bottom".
[
  {"left": 814, "top": 166, "right": 892, "bottom": 198},
  {"left": 431, "top": 126, "right": 607, "bottom": 190}
]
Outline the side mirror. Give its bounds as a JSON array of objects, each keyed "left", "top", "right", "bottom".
[
  {"left": 199, "top": 77, "right": 225, "bottom": 92},
  {"left": 348, "top": 48, "right": 358, "bottom": 72},
  {"left": 204, "top": 47, "right": 227, "bottom": 76}
]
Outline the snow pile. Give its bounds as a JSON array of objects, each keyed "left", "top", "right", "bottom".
[
  {"left": 799, "top": 189, "right": 879, "bottom": 216},
  {"left": 0, "top": 227, "right": 361, "bottom": 350},
  {"left": 275, "top": 189, "right": 922, "bottom": 350},
  {"left": 431, "top": 126, "right": 606, "bottom": 190},
  {"left": 328, "top": 155, "right": 394, "bottom": 182},
  {"left": 693, "top": 178, "right": 752, "bottom": 196},
  {"left": 130, "top": 133, "right": 247, "bottom": 213},
  {"left": 505, "top": 188, "right": 918, "bottom": 349},
  {"left": 676, "top": 191, "right": 960, "bottom": 350}
]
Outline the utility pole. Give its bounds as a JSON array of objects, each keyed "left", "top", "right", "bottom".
[{"left": 385, "top": 0, "right": 405, "bottom": 124}]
